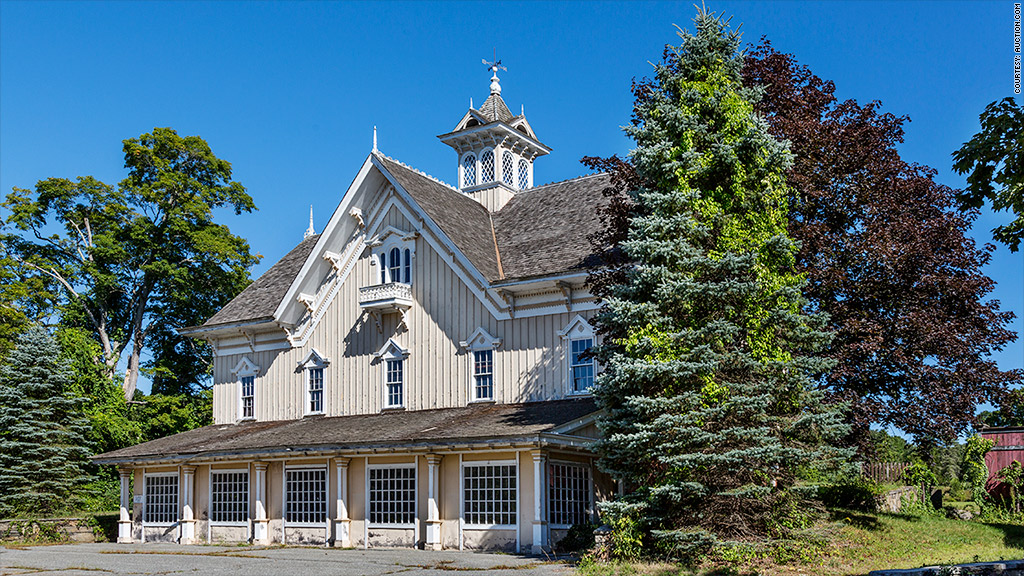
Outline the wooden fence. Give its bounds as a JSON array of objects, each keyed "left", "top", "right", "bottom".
[{"left": 861, "top": 462, "right": 911, "bottom": 484}]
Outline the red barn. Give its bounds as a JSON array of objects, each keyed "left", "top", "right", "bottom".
[{"left": 979, "top": 428, "right": 1024, "bottom": 498}]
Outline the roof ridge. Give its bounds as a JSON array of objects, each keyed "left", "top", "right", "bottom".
[
  {"left": 527, "top": 172, "right": 610, "bottom": 191},
  {"left": 373, "top": 151, "right": 462, "bottom": 194}
]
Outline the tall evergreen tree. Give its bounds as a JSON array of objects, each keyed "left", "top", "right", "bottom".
[
  {"left": 0, "top": 325, "right": 92, "bottom": 517},
  {"left": 587, "top": 11, "right": 847, "bottom": 555}
]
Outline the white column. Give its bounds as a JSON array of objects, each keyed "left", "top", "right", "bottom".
[
  {"left": 253, "top": 462, "right": 270, "bottom": 544},
  {"left": 334, "top": 458, "right": 351, "bottom": 547},
  {"left": 531, "top": 450, "right": 548, "bottom": 554},
  {"left": 180, "top": 466, "right": 196, "bottom": 545},
  {"left": 425, "top": 454, "right": 442, "bottom": 550},
  {"left": 118, "top": 468, "right": 133, "bottom": 543}
]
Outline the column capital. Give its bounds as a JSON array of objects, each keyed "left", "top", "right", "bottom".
[
  {"left": 425, "top": 453, "right": 443, "bottom": 466},
  {"left": 254, "top": 461, "right": 269, "bottom": 471},
  {"left": 181, "top": 465, "right": 197, "bottom": 474},
  {"left": 118, "top": 467, "right": 133, "bottom": 479},
  {"left": 530, "top": 449, "right": 546, "bottom": 462},
  {"left": 334, "top": 457, "right": 350, "bottom": 469}
]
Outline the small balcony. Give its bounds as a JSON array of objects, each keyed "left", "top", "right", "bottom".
[{"left": 358, "top": 282, "right": 413, "bottom": 313}]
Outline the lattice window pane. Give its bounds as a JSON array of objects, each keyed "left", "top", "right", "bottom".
[
  {"left": 285, "top": 468, "right": 327, "bottom": 524},
  {"left": 480, "top": 150, "right": 495, "bottom": 183},
  {"left": 570, "top": 338, "right": 594, "bottom": 392},
  {"left": 474, "top": 350, "right": 494, "bottom": 400},
  {"left": 549, "top": 463, "right": 591, "bottom": 527},
  {"left": 308, "top": 368, "right": 323, "bottom": 413},
  {"left": 463, "top": 155, "right": 477, "bottom": 187},
  {"left": 368, "top": 466, "right": 416, "bottom": 525},
  {"left": 502, "top": 152, "right": 515, "bottom": 186},
  {"left": 518, "top": 159, "right": 530, "bottom": 189},
  {"left": 386, "top": 359, "right": 404, "bottom": 407},
  {"left": 211, "top": 471, "right": 249, "bottom": 523},
  {"left": 463, "top": 464, "right": 516, "bottom": 526},
  {"left": 241, "top": 376, "right": 254, "bottom": 419},
  {"left": 144, "top": 475, "right": 178, "bottom": 524},
  {"left": 403, "top": 249, "right": 411, "bottom": 284}
]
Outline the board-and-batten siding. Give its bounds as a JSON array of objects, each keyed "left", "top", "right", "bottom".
[{"left": 211, "top": 204, "right": 593, "bottom": 424}]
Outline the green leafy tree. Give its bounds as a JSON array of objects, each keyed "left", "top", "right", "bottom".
[
  {"left": 953, "top": 97, "right": 1024, "bottom": 251},
  {"left": 3, "top": 128, "right": 260, "bottom": 399},
  {"left": 586, "top": 11, "right": 848, "bottom": 557},
  {"left": 0, "top": 325, "right": 92, "bottom": 517},
  {"left": 961, "top": 435, "right": 995, "bottom": 510},
  {"left": 997, "top": 461, "right": 1024, "bottom": 512}
]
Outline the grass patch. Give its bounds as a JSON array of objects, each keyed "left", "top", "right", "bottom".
[{"left": 577, "top": 510, "right": 1024, "bottom": 576}]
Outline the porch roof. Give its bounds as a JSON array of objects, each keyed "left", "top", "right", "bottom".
[{"left": 93, "top": 398, "right": 599, "bottom": 465}]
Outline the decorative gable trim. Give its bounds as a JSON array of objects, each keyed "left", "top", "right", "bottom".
[
  {"left": 374, "top": 338, "right": 410, "bottom": 360},
  {"left": 297, "top": 348, "right": 329, "bottom": 370},
  {"left": 558, "top": 314, "right": 595, "bottom": 339},
  {"left": 459, "top": 327, "right": 502, "bottom": 351},
  {"left": 230, "top": 357, "right": 260, "bottom": 376}
]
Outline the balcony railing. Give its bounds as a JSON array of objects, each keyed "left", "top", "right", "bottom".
[{"left": 358, "top": 282, "right": 413, "bottom": 312}]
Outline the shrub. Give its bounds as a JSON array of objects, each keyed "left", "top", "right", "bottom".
[
  {"left": 818, "top": 478, "right": 882, "bottom": 511},
  {"left": 557, "top": 522, "right": 598, "bottom": 552}
]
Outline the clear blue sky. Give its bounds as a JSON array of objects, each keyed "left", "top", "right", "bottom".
[{"left": 1, "top": 1, "right": 1020, "bottom": 395}]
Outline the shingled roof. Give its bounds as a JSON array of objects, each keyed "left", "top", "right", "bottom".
[
  {"left": 200, "top": 234, "right": 320, "bottom": 328},
  {"left": 93, "top": 398, "right": 598, "bottom": 464},
  {"left": 192, "top": 157, "right": 611, "bottom": 329},
  {"left": 476, "top": 93, "right": 515, "bottom": 123},
  {"left": 375, "top": 155, "right": 503, "bottom": 281},
  {"left": 494, "top": 173, "right": 613, "bottom": 281}
]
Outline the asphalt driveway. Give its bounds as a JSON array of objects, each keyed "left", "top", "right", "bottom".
[{"left": 0, "top": 543, "right": 575, "bottom": 575}]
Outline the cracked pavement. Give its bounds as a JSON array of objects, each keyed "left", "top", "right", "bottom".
[{"left": 0, "top": 543, "right": 575, "bottom": 575}]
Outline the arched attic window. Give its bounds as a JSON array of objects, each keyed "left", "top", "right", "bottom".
[{"left": 462, "top": 154, "right": 477, "bottom": 188}]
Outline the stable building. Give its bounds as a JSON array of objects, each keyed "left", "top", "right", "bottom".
[{"left": 94, "top": 63, "right": 614, "bottom": 552}]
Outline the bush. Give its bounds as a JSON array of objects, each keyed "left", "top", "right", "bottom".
[
  {"left": 818, "top": 478, "right": 882, "bottom": 511},
  {"left": 557, "top": 522, "right": 598, "bottom": 552}
]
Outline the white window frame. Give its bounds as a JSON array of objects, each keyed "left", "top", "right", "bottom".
[
  {"left": 298, "top": 349, "right": 329, "bottom": 416},
  {"left": 366, "top": 463, "right": 418, "bottom": 529},
  {"left": 547, "top": 460, "right": 594, "bottom": 529},
  {"left": 282, "top": 465, "right": 328, "bottom": 528},
  {"left": 518, "top": 158, "right": 532, "bottom": 190},
  {"left": 501, "top": 149, "right": 516, "bottom": 187},
  {"left": 558, "top": 315, "right": 598, "bottom": 396},
  {"left": 461, "top": 152, "right": 478, "bottom": 188},
  {"left": 208, "top": 468, "right": 250, "bottom": 527},
  {"left": 375, "top": 339, "right": 409, "bottom": 410},
  {"left": 142, "top": 472, "right": 179, "bottom": 527},
  {"left": 460, "top": 459, "right": 518, "bottom": 529},
  {"left": 231, "top": 357, "right": 260, "bottom": 422},
  {"left": 479, "top": 147, "right": 496, "bottom": 184},
  {"left": 370, "top": 231, "right": 416, "bottom": 286},
  {"left": 460, "top": 327, "right": 501, "bottom": 403}
]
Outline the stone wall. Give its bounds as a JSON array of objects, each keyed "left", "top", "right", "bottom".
[{"left": 0, "top": 516, "right": 116, "bottom": 543}]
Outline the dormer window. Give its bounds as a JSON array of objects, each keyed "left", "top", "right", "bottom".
[
  {"left": 480, "top": 149, "right": 495, "bottom": 183},
  {"left": 462, "top": 154, "right": 477, "bottom": 187},
  {"left": 502, "top": 151, "right": 515, "bottom": 187},
  {"left": 518, "top": 159, "right": 530, "bottom": 189}
]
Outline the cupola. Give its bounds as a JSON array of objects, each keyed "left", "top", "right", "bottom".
[{"left": 438, "top": 58, "right": 551, "bottom": 212}]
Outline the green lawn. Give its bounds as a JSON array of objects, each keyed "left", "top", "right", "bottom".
[{"left": 576, "top": 511, "right": 1024, "bottom": 576}]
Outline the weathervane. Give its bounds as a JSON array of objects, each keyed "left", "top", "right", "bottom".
[{"left": 482, "top": 49, "right": 506, "bottom": 95}]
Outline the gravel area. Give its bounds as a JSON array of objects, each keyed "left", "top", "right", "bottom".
[{"left": 0, "top": 543, "right": 574, "bottom": 575}]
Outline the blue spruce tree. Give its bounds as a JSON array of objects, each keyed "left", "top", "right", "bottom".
[
  {"left": 591, "top": 10, "right": 849, "bottom": 556},
  {"left": 0, "top": 325, "right": 92, "bottom": 517}
]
